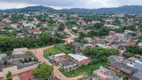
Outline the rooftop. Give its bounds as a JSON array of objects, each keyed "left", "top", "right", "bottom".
[
  {"left": 111, "top": 62, "right": 134, "bottom": 74},
  {"left": 19, "top": 70, "right": 34, "bottom": 80},
  {"left": 54, "top": 53, "right": 66, "bottom": 58},
  {"left": 68, "top": 54, "right": 89, "bottom": 62},
  {"left": 13, "top": 48, "right": 28, "bottom": 52}
]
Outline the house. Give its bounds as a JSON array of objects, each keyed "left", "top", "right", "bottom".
[
  {"left": 72, "top": 27, "right": 78, "bottom": 30},
  {"left": 13, "top": 48, "right": 28, "bottom": 54},
  {"left": 2, "top": 18, "right": 11, "bottom": 24},
  {"left": 125, "top": 41, "right": 136, "bottom": 46},
  {"left": 105, "top": 19, "right": 114, "bottom": 25},
  {"left": 28, "top": 28, "right": 41, "bottom": 34},
  {"left": 124, "top": 30, "right": 133, "bottom": 35},
  {"left": 80, "top": 44, "right": 94, "bottom": 51},
  {"left": 110, "top": 62, "right": 134, "bottom": 78},
  {"left": 88, "top": 21, "right": 101, "bottom": 25},
  {"left": 91, "top": 66, "right": 123, "bottom": 80},
  {"left": 96, "top": 44, "right": 109, "bottom": 49},
  {"left": 84, "top": 37, "right": 93, "bottom": 43},
  {"left": 131, "top": 72, "right": 142, "bottom": 80},
  {"left": 10, "top": 24, "right": 18, "bottom": 29},
  {"left": 68, "top": 54, "right": 91, "bottom": 66},
  {"left": 104, "top": 25, "right": 120, "bottom": 29},
  {"left": 137, "top": 43, "right": 142, "bottom": 48},
  {"left": 23, "top": 22, "right": 35, "bottom": 29},
  {"left": 109, "top": 31, "right": 116, "bottom": 36},
  {"left": 82, "top": 30, "right": 90, "bottom": 34},
  {"left": 42, "top": 23, "right": 48, "bottom": 28}
]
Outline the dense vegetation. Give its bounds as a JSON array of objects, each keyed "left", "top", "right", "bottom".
[
  {"left": 87, "top": 23, "right": 136, "bottom": 37},
  {"left": 83, "top": 47, "right": 119, "bottom": 58},
  {"left": 32, "top": 63, "right": 53, "bottom": 79},
  {"left": 126, "top": 46, "right": 142, "bottom": 54},
  {"left": 0, "top": 34, "right": 64, "bottom": 52}
]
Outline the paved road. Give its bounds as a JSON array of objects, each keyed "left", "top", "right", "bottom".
[{"left": 30, "top": 28, "right": 82, "bottom": 80}]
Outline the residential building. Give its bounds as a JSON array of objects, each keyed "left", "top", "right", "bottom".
[{"left": 110, "top": 62, "right": 134, "bottom": 78}]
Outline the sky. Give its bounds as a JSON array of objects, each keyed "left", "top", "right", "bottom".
[{"left": 0, "top": 0, "right": 142, "bottom": 9}]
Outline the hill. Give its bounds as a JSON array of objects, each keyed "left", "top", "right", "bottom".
[{"left": 1, "top": 5, "right": 142, "bottom": 14}]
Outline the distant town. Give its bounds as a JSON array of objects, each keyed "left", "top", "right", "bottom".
[{"left": 0, "top": 6, "right": 142, "bottom": 80}]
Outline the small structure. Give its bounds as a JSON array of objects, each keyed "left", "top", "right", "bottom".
[
  {"left": 91, "top": 66, "right": 123, "bottom": 80},
  {"left": 137, "top": 43, "right": 142, "bottom": 48},
  {"left": 13, "top": 48, "right": 28, "bottom": 54},
  {"left": 0, "top": 54, "right": 6, "bottom": 60},
  {"left": 104, "top": 25, "right": 120, "bottom": 29},
  {"left": 96, "top": 44, "right": 109, "bottom": 49}
]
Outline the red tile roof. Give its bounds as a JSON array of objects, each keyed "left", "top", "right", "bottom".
[
  {"left": 19, "top": 70, "right": 34, "bottom": 80},
  {"left": 126, "top": 42, "right": 136, "bottom": 46},
  {"left": 0, "top": 77, "right": 3, "bottom": 80}
]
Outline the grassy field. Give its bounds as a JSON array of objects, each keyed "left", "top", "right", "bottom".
[
  {"left": 44, "top": 44, "right": 72, "bottom": 57},
  {"left": 59, "top": 61, "right": 110, "bottom": 77},
  {"left": 44, "top": 47, "right": 63, "bottom": 57}
]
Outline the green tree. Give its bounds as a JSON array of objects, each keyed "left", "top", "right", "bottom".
[
  {"left": 6, "top": 71, "right": 12, "bottom": 80},
  {"left": 94, "top": 23, "right": 103, "bottom": 29},
  {"left": 58, "top": 26, "right": 65, "bottom": 31},
  {"left": 32, "top": 63, "right": 53, "bottom": 79}
]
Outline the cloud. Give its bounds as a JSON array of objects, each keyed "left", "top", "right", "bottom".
[{"left": 0, "top": 0, "right": 142, "bottom": 9}]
